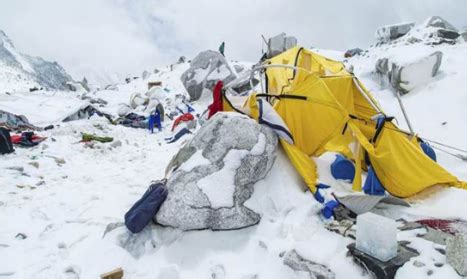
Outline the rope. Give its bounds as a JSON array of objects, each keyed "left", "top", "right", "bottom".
[{"left": 419, "top": 137, "right": 467, "bottom": 154}]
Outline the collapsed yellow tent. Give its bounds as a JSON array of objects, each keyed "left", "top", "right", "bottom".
[{"left": 229, "top": 46, "right": 466, "bottom": 198}]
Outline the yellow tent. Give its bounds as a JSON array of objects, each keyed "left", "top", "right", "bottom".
[{"left": 226, "top": 46, "right": 466, "bottom": 198}]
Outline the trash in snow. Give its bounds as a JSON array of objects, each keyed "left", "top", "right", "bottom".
[
  {"left": 81, "top": 133, "right": 113, "bottom": 143},
  {"left": 356, "top": 212, "right": 398, "bottom": 262},
  {"left": 0, "top": 110, "right": 38, "bottom": 131},
  {"left": 100, "top": 267, "right": 124, "bottom": 279},
  {"left": 283, "top": 249, "right": 335, "bottom": 279}
]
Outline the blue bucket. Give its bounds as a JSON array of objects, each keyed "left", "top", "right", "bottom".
[{"left": 330, "top": 154, "right": 356, "bottom": 182}]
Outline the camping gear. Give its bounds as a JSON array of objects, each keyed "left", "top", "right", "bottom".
[
  {"left": 124, "top": 180, "right": 168, "bottom": 233},
  {"left": 0, "top": 110, "right": 37, "bottom": 131},
  {"left": 165, "top": 128, "right": 192, "bottom": 144},
  {"left": 336, "top": 194, "right": 410, "bottom": 215},
  {"left": 363, "top": 167, "right": 385, "bottom": 195},
  {"left": 0, "top": 127, "right": 14, "bottom": 154},
  {"left": 171, "top": 113, "right": 195, "bottom": 132},
  {"left": 148, "top": 110, "right": 162, "bottom": 133},
  {"left": 175, "top": 102, "right": 195, "bottom": 115},
  {"left": 321, "top": 200, "right": 340, "bottom": 219},
  {"left": 420, "top": 141, "right": 437, "bottom": 161},
  {"left": 81, "top": 133, "right": 113, "bottom": 143},
  {"left": 330, "top": 154, "right": 355, "bottom": 182},
  {"left": 63, "top": 105, "right": 112, "bottom": 123},
  {"left": 118, "top": 113, "right": 148, "bottom": 129},
  {"left": 208, "top": 81, "right": 224, "bottom": 119},
  {"left": 221, "top": 46, "right": 466, "bottom": 199},
  {"left": 11, "top": 132, "right": 46, "bottom": 147},
  {"left": 313, "top": 183, "right": 331, "bottom": 203}
]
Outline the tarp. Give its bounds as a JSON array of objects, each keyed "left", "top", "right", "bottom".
[{"left": 226, "top": 46, "right": 466, "bottom": 198}]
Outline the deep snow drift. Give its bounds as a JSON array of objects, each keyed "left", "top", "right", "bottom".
[{"left": 1, "top": 22, "right": 467, "bottom": 279}]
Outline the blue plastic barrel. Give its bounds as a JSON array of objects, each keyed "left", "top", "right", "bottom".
[{"left": 330, "top": 154, "right": 356, "bottom": 182}]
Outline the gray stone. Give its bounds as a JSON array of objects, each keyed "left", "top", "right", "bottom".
[
  {"left": 234, "top": 64, "right": 245, "bottom": 73},
  {"left": 156, "top": 112, "right": 278, "bottom": 231},
  {"left": 180, "top": 50, "right": 237, "bottom": 101},
  {"left": 376, "top": 22, "right": 415, "bottom": 42},
  {"left": 347, "top": 242, "right": 419, "bottom": 279},
  {"left": 425, "top": 16, "right": 458, "bottom": 32},
  {"left": 142, "top": 70, "right": 151, "bottom": 80},
  {"left": 283, "top": 249, "right": 335, "bottom": 279},
  {"left": 267, "top": 33, "right": 298, "bottom": 58},
  {"left": 446, "top": 234, "right": 467, "bottom": 276},
  {"left": 389, "top": 51, "right": 443, "bottom": 94},
  {"left": 111, "top": 140, "right": 122, "bottom": 148}
]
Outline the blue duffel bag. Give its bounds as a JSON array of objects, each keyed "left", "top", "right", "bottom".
[{"left": 125, "top": 179, "right": 168, "bottom": 233}]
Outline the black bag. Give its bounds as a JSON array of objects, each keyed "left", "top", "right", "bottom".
[
  {"left": 0, "top": 127, "right": 14, "bottom": 154},
  {"left": 124, "top": 179, "right": 168, "bottom": 233}
]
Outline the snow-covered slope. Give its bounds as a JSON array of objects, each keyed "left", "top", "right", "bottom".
[
  {"left": 0, "top": 31, "right": 74, "bottom": 92},
  {"left": 1, "top": 30, "right": 467, "bottom": 278}
]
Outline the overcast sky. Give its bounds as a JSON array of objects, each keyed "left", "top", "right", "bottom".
[{"left": 0, "top": 0, "right": 466, "bottom": 84}]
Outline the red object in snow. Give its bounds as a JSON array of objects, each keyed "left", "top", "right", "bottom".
[
  {"left": 11, "top": 134, "right": 46, "bottom": 144},
  {"left": 171, "top": 113, "right": 194, "bottom": 131},
  {"left": 208, "top": 81, "right": 224, "bottom": 119},
  {"left": 416, "top": 219, "right": 467, "bottom": 235}
]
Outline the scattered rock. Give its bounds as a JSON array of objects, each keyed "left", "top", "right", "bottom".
[
  {"left": 111, "top": 140, "right": 122, "bottom": 148},
  {"left": 413, "top": 260, "right": 426, "bottom": 267},
  {"left": 156, "top": 112, "right": 278, "bottom": 231},
  {"left": 376, "top": 22, "right": 415, "bottom": 42},
  {"left": 7, "top": 166, "right": 24, "bottom": 172},
  {"left": 54, "top": 157, "right": 66, "bottom": 165},
  {"left": 29, "top": 161, "right": 39, "bottom": 169},
  {"left": 434, "top": 263, "right": 443, "bottom": 268},
  {"left": 446, "top": 234, "right": 467, "bottom": 276},
  {"left": 180, "top": 50, "right": 237, "bottom": 101},
  {"left": 15, "top": 233, "right": 27, "bottom": 240},
  {"left": 347, "top": 242, "right": 419, "bottom": 279},
  {"left": 283, "top": 249, "right": 335, "bottom": 279}
]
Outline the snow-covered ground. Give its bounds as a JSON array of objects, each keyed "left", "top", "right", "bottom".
[{"left": 1, "top": 38, "right": 467, "bottom": 279}]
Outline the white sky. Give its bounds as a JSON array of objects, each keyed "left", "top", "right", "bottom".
[{"left": 0, "top": 0, "right": 466, "bottom": 84}]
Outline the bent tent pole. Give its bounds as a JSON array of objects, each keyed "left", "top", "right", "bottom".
[{"left": 395, "top": 90, "right": 415, "bottom": 135}]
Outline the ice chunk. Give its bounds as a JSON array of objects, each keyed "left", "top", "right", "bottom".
[
  {"left": 356, "top": 212, "right": 397, "bottom": 262},
  {"left": 446, "top": 234, "right": 467, "bottom": 276}
]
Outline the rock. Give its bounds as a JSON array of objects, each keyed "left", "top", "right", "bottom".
[
  {"left": 177, "top": 56, "right": 187, "bottom": 64},
  {"left": 376, "top": 22, "right": 415, "bottom": 42},
  {"left": 142, "top": 70, "right": 151, "bottom": 80},
  {"left": 283, "top": 249, "right": 335, "bottom": 279},
  {"left": 233, "top": 64, "right": 245, "bottom": 73},
  {"left": 15, "top": 233, "right": 27, "bottom": 240},
  {"left": 156, "top": 112, "right": 278, "bottom": 231},
  {"left": 180, "top": 50, "right": 237, "bottom": 101},
  {"left": 425, "top": 16, "right": 458, "bottom": 31},
  {"left": 344, "top": 48, "right": 363, "bottom": 58},
  {"left": 436, "top": 29, "right": 460, "bottom": 41},
  {"left": 446, "top": 234, "right": 467, "bottom": 276},
  {"left": 413, "top": 260, "right": 426, "bottom": 267},
  {"left": 347, "top": 242, "right": 419, "bottom": 279},
  {"left": 7, "top": 166, "right": 24, "bottom": 172},
  {"left": 386, "top": 51, "right": 443, "bottom": 94},
  {"left": 226, "top": 70, "right": 259, "bottom": 95},
  {"left": 267, "top": 33, "right": 298, "bottom": 58},
  {"left": 54, "top": 157, "right": 66, "bottom": 165},
  {"left": 111, "top": 140, "right": 122, "bottom": 148}
]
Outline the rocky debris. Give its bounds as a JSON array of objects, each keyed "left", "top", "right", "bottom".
[
  {"left": 233, "top": 64, "right": 245, "bottom": 73},
  {"left": 325, "top": 219, "right": 356, "bottom": 240},
  {"left": 180, "top": 50, "right": 237, "bottom": 101},
  {"left": 375, "top": 51, "right": 443, "bottom": 94},
  {"left": 423, "top": 16, "right": 460, "bottom": 44},
  {"left": 344, "top": 48, "right": 363, "bottom": 58},
  {"left": 266, "top": 33, "right": 298, "bottom": 58},
  {"left": 283, "top": 249, "right": 335, "bottom": 279},
  {"left": 446, "top": 234, "right": 467, "bottom": 276},
  {"left": 177, "top": 56, "right": 187, "bottom": 64},
  {"left": 142, "top": 70, "right": 151, "bottom": 80},
  {"left": 425, "top": 16, "right": 458, "bottom": 31},
  {"left": 376, "top": 22, "right": 415, "bottom": 42},
  {"left": 347, "top": 242, "right": 419, "bottom": 279},
  {"left": 155, "top": 112, "right": 278, "bottom": 231}
]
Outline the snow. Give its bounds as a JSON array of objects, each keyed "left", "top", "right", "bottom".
[
  {"left": 356, "top": 212, "right": 398, "bottom": 262},
  {"left": 1, "top": 25, "right": 467, "bottom": 278}
]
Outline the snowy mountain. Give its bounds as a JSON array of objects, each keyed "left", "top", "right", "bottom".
[{"left": 0, "top": 30, "right": 74, "bottom": 92}]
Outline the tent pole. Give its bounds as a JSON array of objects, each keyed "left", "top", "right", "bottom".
[{"left": 395, "top": 90, "right": 415, "bottom": 135}]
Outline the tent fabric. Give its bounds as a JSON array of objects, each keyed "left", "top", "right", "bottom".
[{"left": 224, "top": 45, "right": 466, "bottom": 198}]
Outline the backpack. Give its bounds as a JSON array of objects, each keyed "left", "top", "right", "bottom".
[
  {"left": 124, "top": 180, "right": 168, "bottom": 233},
  {"left": 0, "top": 127, "right": 14, "bottom": 155}
]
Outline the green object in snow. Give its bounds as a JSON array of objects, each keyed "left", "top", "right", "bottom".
[
  {"left": 218, "top": 42, "right": 225, "bottom": 56},
  {"left": 82, "top": 133, "right": 113, "bottom": 143}
]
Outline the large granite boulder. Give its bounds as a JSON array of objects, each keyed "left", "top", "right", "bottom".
[
  {"left": 180, "top": 50, "right": 236, "bottom": 101},
  {"left": 375, "top": 22, "right": 415, "bottom": 43},
  {"left": 155, "top": 112, "right": 278, "bottom": 230}
]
